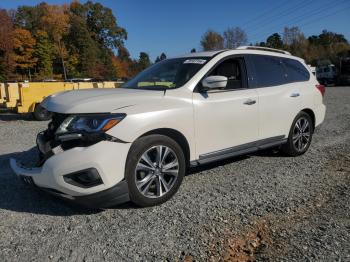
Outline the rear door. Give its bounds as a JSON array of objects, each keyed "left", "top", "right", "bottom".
[{"left": 247, "top": 54, "right": 302, "bottom": 140}]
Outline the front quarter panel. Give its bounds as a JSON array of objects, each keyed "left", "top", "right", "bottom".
[{"left": 106, "top": 88, "right": 196, "bottom": 160}]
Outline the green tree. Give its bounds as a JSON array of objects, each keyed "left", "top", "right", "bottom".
[
  {"left": 266, "top": 33, "right": 283, "bottom": 49},
  {"left": 160, "top": 52, "right": 167, "bottom": 60},
  {"left": 14, "top": 3, "right": 47, "bottom": 34},
  {"left": 34, "top": 30, "right": 54, "bottom": 79},
  {"left": 200, "top": 30, "right": 224, "bottom": 51},
  {"left": 190, "top": 48, "right": 196, "bottom": 53},
  {"left": 85, "top": 1, "right": 127, "bottom": 50},
  {"left": 67, "top": 12, "right": 100, "bottom": 78},
  {"left": 138, "top": 52, "right": 151, "bottom": 71}
]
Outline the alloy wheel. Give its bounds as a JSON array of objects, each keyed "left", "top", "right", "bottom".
[
  {"left": 293, "top": 117, "right": 311, "bottom": 151},
  {"left": 135, "top": 145, "right": 179, "bottom": 198}
]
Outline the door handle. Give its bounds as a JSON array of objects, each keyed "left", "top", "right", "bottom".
[
  {"left": 290, "top": 93, "right": 300, "bottom": 97},
  {"left": 243, "top": 99, "right": 256, "bottom": 105}
]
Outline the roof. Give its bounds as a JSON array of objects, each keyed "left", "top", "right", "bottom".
[{"left": 175, "top": 50, "right": 226, "bottom": 58}]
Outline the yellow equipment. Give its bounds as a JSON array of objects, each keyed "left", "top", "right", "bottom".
[
  {"left": 102, "top": 81, "right": 123, "bottom": 88},
  {"left": 0, "top": 83, "right": 6, "bottom": 106},
  {"left": 0, "top": 81, "right": 121, "bottom": 120},
  {"left": 17, "top": 82, "right": 75, "bottom": 117},
  {"left": 4, "top": 83, "right": 20, "bottom": 109}
]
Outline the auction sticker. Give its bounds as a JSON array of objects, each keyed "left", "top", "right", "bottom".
[{"left": 183, "top": 59, "right": 207, "bottom": 64}]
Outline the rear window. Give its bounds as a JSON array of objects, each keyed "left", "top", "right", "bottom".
[
  {"left": 282, "top": 58, "right": 310, "bottom": 83},
  {"left": 250, "top": 55, "right": 286, "bottom": 87}
]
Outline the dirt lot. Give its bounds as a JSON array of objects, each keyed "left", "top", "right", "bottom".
[{"left": 0, "top": 86, "right": 349, "bottom": 261}]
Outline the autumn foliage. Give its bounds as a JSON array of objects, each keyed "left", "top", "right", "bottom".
[{"left": 0, "top": 1, "right": 150, "bottom": 81}]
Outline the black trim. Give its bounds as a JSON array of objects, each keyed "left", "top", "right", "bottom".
[
  {"left": 41, "top": 180, "right": 130, "bottom": 208},
  {"left": 73, "top": 180, "right": 130, "bottom": 208},
  {"left": 190, "top": 136, "right": 286, "bottom": 166},
  {"left": 63, "top": 168, "right": 103, "bottom": 188}
]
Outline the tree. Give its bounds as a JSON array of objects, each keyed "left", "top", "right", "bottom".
[
  {"left": 85, "top": 1, "right": 127, "bottom": 50},
  {"left": 67, "top": 11, "right": 100, "bottom": 78},
  {"left": 12, "top": 28, "right": 37, "bottom": 79},
  {"left": 190, "top": 48, "right": 196, "bottom": 53},
  {"left": 266, "top": 33, "right": 283, "bottom": 49},
  {"left": 200, "top": 30, "right": 224, "bottom": 51},
  {"left": 0, "top": 9, "right": 15, "bottom": 81},
  {"left": 307, "top": 30, "right": 350, "bottom": 65},
  {"left": 112, "top": 56, "right": 129, "bottom": 79},
  {"left": 283, "top": 26, "right": 303, "bottom": 46},
  {"left": 40, "top": 4, "right": 70, "bottom": 79},
  {"left": 34, "top": 30, "right": 54, "bottom": 79},
  {"left": 223, "top": 27, "right": 247, "bottom": 49},
  {"left": 14, "top": 3, "right": 47, "bottom": 34},
  {"left": 160, "top": 52, "right": 167, "bottom": 60},
  {"left": 138, "top": 52, "right": 151, "bottom": 71}
]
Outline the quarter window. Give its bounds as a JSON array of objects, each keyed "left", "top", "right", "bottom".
[{"left": 282, "top": 58, "right": 310, "bottom": 83}]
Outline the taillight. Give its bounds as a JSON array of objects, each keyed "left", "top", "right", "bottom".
[{"left": 316, "top": 84, "right": 325, "bottom": 97}]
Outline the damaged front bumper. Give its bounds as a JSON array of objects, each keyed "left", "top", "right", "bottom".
[{"left": 10, "top": 131, "right": 132, "bottom": 208}]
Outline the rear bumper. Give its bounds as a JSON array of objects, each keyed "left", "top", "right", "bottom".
[{"left": 315, "top": 103, "right": 326, "bottom": 127}]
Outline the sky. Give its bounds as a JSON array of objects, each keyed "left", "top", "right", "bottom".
[{"left": 1, "top": 0, "right": 350, "bottom": 61}]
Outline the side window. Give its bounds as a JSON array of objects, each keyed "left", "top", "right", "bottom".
[
  {"left": 282, "top": 58, "right": 310, "bottom": 82},
  {"left": 250, "top": 55, "right": 286, "bottom": 87},
  {"left": 208, "top": 58, "right": 245, "bottom": 90}
]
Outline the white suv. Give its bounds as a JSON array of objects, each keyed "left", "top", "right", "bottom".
[{"left": 11, "top": 46, "right": 326, "bottom": 207}]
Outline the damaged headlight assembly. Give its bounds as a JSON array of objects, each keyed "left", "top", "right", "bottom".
[{"left": 55, "top": 113, "right": 126, "bottom": 142}]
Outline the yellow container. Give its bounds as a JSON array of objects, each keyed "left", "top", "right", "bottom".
[
  {"left": 77, "top": 82, "right": 95, "bottom": 89},
  {"left": 5, "top": 83, "right": 20, "bottom": 109},
  {"left": 17, "top": 82, "right": 74, "bottom": 113},
  {"left": 0, "top": 83, "right": 6, "bottom": 105},
  {"left": 102, "top": 81, "right": 123, "bottom": 88},
  {"left": 93, "top": 82, "right": 103, "bottom": 88}
]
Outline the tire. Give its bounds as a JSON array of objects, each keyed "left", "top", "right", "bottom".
[
  {"left": 281, "top": 111, "right": 313, "bottom": 156},
  {"left": 125, "top": 134, "right": 186, "bottom": 207},
  {"left": 33, "top": 104, "right": 52, "bottom": 121}
]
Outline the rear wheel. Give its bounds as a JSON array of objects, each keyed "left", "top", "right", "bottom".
[
  {"left": 281, "top": 112, "right": 313, "bottom": 156},
  {"left": 125, "top": 135, "right": 186, "bottom": 207},
  {"left": 33, "top": 104, "right": 52, "bottom": 121}
]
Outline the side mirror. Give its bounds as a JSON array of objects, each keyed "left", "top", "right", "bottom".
[{"left": 201, "top": 75, "right": 228, "bottom": 91}]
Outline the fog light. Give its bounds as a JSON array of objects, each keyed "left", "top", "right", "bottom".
[{"left": 63, "top": 168, "right": 103, "bottom": 188}]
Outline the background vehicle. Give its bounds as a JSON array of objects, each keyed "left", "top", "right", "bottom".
[
  {"left": 316, "top": 64, "right": 337, "bottom": 85},
  {"left": 338, "top": 57, "right": 350, "bottom": 85},
  {"left": 10, "top": 47, "right": 326, "bottom": 208}
]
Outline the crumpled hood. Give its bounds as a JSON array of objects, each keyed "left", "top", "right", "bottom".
[{"left": 41, "top": 88, "right": 164, "bottom": 114}]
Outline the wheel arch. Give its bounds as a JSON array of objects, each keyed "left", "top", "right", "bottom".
[
  {"left": 301, "top": 108, "right": 316, "bottom": 131},
  {"left": 137, "top": 128, "right": 191, "bottom": 167}
]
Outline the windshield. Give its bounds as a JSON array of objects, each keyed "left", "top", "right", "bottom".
[{"left": 121, "top": 57, "right": 208, "bottom": 90}]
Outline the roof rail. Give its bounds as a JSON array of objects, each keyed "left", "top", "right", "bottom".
[{"left": 236, "top": 46, "right": 291, "bottom": 55}]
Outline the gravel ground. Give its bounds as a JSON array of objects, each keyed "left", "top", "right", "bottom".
[{"left": 0, "top": 86, "right": 349, "bottom": 261}]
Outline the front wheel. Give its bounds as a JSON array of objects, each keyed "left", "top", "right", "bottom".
[
  {"left": 125, "top": 135, "right": 186, "bottom": 207},
  {"left": 281, "top": 112, "right": 313, "bottom": 156}
]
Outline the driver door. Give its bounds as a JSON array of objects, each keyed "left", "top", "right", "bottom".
[{"left": 193, "top": 57, "right": 259, "bottom": 161}]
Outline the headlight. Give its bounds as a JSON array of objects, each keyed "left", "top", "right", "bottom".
[{"left": 55, "top": 114, "right": 126, "bottom": 135}]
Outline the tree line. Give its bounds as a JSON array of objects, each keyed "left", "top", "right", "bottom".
[
  {"left": 200, "top": 26, "right": 350, "bottom": 67},
  {"left": 0, "top": 1, "right": 162, "bottom": 82},
  {"left": 1, "top": 1, "right": 349, "bottom": 82}
]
